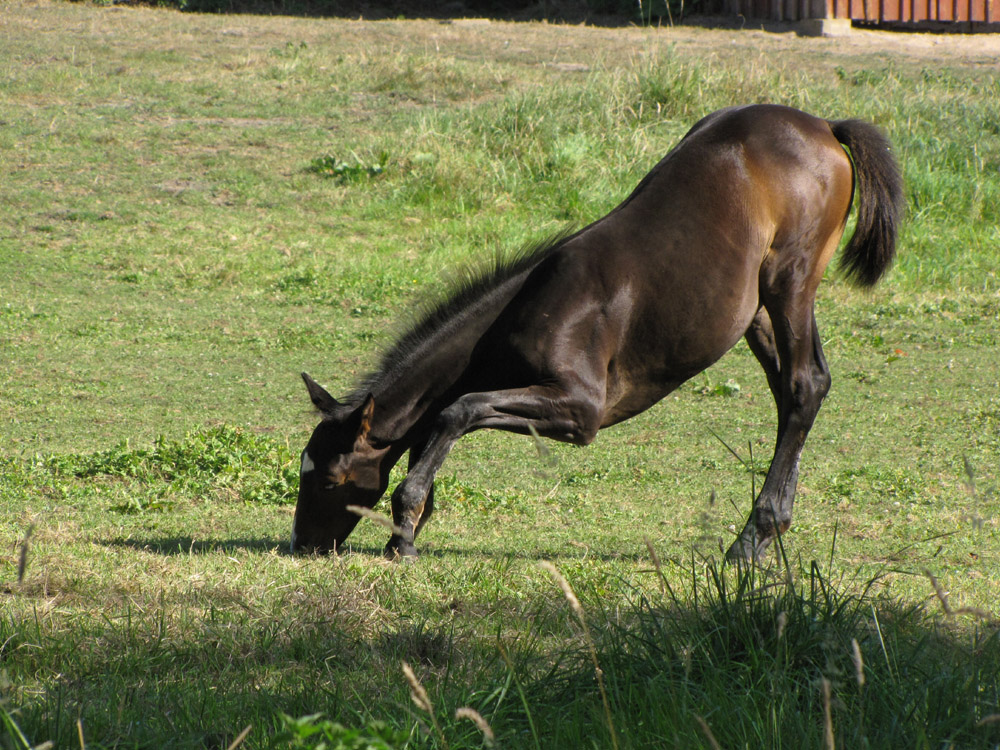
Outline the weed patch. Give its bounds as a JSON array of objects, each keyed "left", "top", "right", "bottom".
[
  {"left": 307, "top": 152, "right": 389, "bottom": 182},
  {"left": 44, "top": 426, "right": 298, "bottom": 509}
]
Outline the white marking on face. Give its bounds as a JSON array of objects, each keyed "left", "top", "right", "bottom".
[{"left": 300, "top": 450, "right": 316, "bottom": 476}]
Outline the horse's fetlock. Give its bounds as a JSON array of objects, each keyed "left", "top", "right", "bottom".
[{"left": 753, "top": 505, "right": 789, "bottom": 539}]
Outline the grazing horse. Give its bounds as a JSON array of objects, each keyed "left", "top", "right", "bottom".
[{"left": 292, "top": 104, "right": 902, "bottom": 561}]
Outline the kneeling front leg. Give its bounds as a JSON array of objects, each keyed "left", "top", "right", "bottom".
[{"left": 384, "top": 384, "right": 602, "bottom": 559}]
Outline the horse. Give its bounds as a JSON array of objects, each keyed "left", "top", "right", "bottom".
[{"left": 291, "top": 103, "right": 902, "bottom": 561}]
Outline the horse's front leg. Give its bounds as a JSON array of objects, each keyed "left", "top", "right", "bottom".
[
  {"left": 383, "top": 442, "right": 437, "bottom": 559},
  {"left": 384, "top": 385, "right": 602, "bottom": 559}
]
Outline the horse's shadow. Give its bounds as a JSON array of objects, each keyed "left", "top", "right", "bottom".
[
  {"left": 101, "top": 536, "right": 655, "bottom": 563},
  {"left": 102, "top": 536, "right": 287, "bottom": 555}
]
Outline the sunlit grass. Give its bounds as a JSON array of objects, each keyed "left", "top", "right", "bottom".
[{"left": 1, "top": 3, "right": 999, "bottom": 747}]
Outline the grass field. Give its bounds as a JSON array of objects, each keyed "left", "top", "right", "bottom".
[{"left": 2, "top": 2, "right": 1000, "bottom": 747}]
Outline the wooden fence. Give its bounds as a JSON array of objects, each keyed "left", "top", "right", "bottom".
[{"left": 729, "top": 0, "right": 999, "bottom": 23}]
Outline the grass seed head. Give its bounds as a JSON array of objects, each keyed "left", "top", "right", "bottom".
[
  {"left": 402, "top": 661, "right": 433, "bottom": 714},
  {"left": 851, "top": 638, "right": 865, "bottom": 688},
  {"left": 347, "top": 505, "right": 410, "bottom": 540},
  {"left": 455, "top": 707, "right": 495, "bottom": 745},
  {"left": 539, "top": 560, "right": 583, "bottom": 618},
  {"left": 822, "top": 677, "right": 835, "bottom": 750}
]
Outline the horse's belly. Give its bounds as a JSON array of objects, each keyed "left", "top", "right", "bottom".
[
  {"left": 599, "top": 370, "right": 686, "bottom": 428},
  {"left": 599, "top": 302, "right": 756, "bottom": 429}
]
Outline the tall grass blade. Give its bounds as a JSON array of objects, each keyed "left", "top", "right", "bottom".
[
  {"left": 454, "top": 707, "right": 495, "bottom": 746},
  {"left": 694, "top": 714, "right": 722, "bottom": 750},
  {"left": 497, "top": 643, "right": 541, "bottom": 750},
  {"left": 402, "top": 661, "right": 448, "bottom": 749}
]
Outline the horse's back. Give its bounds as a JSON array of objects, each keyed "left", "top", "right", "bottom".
[
  {"left": 578, "top": 103, "right": 854, "bottom": 323},
  {"left": 470, "top": 105, "right": 855, "bottom": 421},
  {"left": 626, "top": 104, "right": 851, "bottom": 229}
]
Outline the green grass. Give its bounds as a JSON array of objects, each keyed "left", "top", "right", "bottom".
[{"left": 2, "top": 3, "right": 1000, "bottom": 748}]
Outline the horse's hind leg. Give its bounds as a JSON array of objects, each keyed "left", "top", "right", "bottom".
[{"left": 728, "top": 299, "right": 831, "bottom": 562}]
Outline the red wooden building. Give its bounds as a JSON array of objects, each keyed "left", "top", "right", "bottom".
[{"left": 733, "top": 0, "right": 998, "bottom": 25}]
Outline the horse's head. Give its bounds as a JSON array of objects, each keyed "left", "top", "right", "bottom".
[{"left": 291, "top": 373, "right": 391, "bottom": 554}]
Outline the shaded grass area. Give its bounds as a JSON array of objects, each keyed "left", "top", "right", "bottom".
[
  {"left": 3, "top": 508, "right": 1000, "bottom": 749},
  {"left": 529, "top": 564, "right": 1000, "bottom": 749}
]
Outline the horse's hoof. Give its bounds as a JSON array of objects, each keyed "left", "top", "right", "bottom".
[
  {"left": 725, "top": 535, "right": 769, "bottom": 566},
  {"left": 384, "top": 539, "right": 418, "bottom": 561},
  {"left": 725, "top": 543, "right": 753, "bottom": 565}
]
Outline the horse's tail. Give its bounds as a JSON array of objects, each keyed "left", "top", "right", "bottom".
[{"left": 830, "top": 119, "right": 904, "bottom": 288}]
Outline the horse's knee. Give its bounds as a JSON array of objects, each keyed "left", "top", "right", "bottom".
[
  {"left": 813, "top": 364, "right": 831, "bottom": 400},
  {"left": 568, "top": 401, "right": 602, "bottom": 445},
  {"left": 788, "top": 366, "right": 829, "bottom": 415}
]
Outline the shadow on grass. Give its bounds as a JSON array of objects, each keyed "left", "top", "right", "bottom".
[
  {"left": 100, "top": 535, "right": 656, "bottom": 562},
  {"left": 477, "top": 556, "right": 1000, "bottom": 749},
  {"left": 131, "top": 0, "right": 764, "bottom": 31},
  {"left": 143, "top": 0, "right": 659, "bottom": 25},
  {"left": 101, "top": 535, "right": 290, "bottom": 555},
  {"left": 9, "top": 553, "right": 1000, "bottom": 749}
]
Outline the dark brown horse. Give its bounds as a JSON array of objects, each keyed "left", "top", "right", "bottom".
[{"left": 292, "top": 104, "right": 902, "bottom": 561}]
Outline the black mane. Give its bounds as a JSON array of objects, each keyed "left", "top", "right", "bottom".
[{"left": 352, "top": 229, "right": 576, "bottom": 400}]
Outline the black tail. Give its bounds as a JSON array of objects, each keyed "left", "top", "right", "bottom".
[{"left": 830, "top": 119, "right": 904, "bottom": 287}]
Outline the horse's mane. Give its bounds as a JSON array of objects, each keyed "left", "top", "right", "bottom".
[{"left": 352, "top": 228, "right": 576, "bottom": 400}]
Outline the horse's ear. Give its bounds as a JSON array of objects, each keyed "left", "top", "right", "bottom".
[
  {"left": 354, "top": 393, "right": 376, "bottom": 449},
  {"left": 301, "top": 372, "right": 339, "bottom": 414}
]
